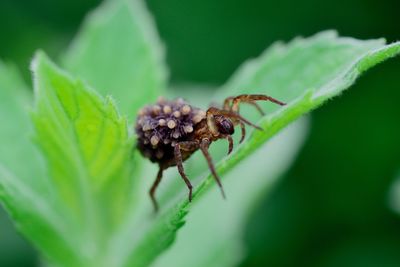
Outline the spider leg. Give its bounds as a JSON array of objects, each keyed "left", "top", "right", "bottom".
[
  {"left": 200, "top": 139, "right": 226, "bottom": 199},
  {"left": 149, "top": 166, "right": 164, "bottom": 212},
  {"left": 239, "top": 121, "right": 246, "bottom": 143},
  {"left": 224, "top": 135, "right": 234, "bottom": 155},
  {"left": 246, "top": 101, "right": 265, "bottom": 116},
  {"left": 224, "top": 96, "right": 265, "bottom": 116},
  {"left": 174, "top": 141, "right": 199, "bottom": 202},
  {"left": 224, "top": 94, "right": 285, "bottom": 117},
  {"left": 223, "top": 96, "right": 234, "bottom": 110},
  {"left": 232, "top": 95, "right": 286, "bottom": 111},
  {"left": 207, "top": 107, "right": 262, "bottom": 130}
]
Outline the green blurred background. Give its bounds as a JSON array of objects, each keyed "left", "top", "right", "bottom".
[{"left": 1, "top": 0, "right": 400, "bottom": 266}]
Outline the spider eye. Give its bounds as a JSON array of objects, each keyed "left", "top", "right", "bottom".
[{"left": 216, "top": 117, "right": 234, "bottom": 135}]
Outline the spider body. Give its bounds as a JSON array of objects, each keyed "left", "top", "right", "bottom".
[{"left": 135, "top": 94, "right": 285, "bottom": 211}]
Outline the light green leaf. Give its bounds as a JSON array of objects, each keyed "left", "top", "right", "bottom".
[
  {"left": 113, "top": 32, "right": 400, "bottom": 267},
  {"left": 31, "top": 51, "right": 134, "bottom": 266},
  {"left": 0, "top": 62, "right": 45, "bottom": 190},
  {"left": 0, "top": 63, "right": 75, "bottom": 266},
  {"left": 62, "top": 0, "right": 167, "bottom": 117}
]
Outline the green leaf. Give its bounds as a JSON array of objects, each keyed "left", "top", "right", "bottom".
[
  {"left": 31, "top": 51, "right": 134, "bottom": 266},
  {"left": 112, "top": 32, "right": 400, "bottom": 267},
  {"left": 0, "top": 63, "right": 76, "bottom": 266},
  {"left": 62, "top": 0, "right": 167, "bottom": 117},
  {"left": 0, "top": 62, "right": 44, "bottom": 190}
]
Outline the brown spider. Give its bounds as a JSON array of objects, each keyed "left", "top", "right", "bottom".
[{"left": 135, "top": 94, "right": 286, "bottom": 211}]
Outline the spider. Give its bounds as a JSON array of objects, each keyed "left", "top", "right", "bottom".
[{"left": 135, "top": 94, "right": 286, "bottom": 211}]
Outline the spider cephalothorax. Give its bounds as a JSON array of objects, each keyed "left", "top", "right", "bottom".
[{"left": 135, "top": 94, "right": 286, "bottom": 211}]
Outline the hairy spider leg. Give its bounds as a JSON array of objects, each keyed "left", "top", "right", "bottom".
[
  {"left": 246, "top": 101, "right": 265, "bottom": 115},
  {"left": 200, "top": 139, "right": 226, "bottom": 199},
  {"left": 223, "top": 96, "right": 234, "bottom": 110},
  {"left": 174, "top": 141, "right": 199, "bottom": 202},
  {"left": 222, "top": 94, "right": 286, "bottom": 142},
  {"left": 150, "top": 167, "right": 164, "bottom": 212},
  {"left": 231, "top": 94, "right": 286, "bottom": 113},
  {"left": 239, "top": 121, "right": 246, "bottom": 143},
  {"left": 207, "top": 107, "right": 262, "bottom": 130},
  {"left": 224, "top": 135, "right": 234, "bottom": 155},
  {"left": 224, "top": 96, "right": 264, "bottom": 116},
  {"left": 224, "top": 94, "right": 286, "bottom": 115}
]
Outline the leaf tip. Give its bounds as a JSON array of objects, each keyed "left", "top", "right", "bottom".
[
  {"left": 30, "top": 51, "right": 45, "bottom": 101},
  {"left": 30, "top": 50, "right": 48, "bottom": 72}
]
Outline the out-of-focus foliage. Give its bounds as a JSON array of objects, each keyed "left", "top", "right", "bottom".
[
  {"left": 0, "top": 62, "right": 44, "bottom": 267},
  {"left": 0, "top": 0, "right": 400, "bottom": 267},
  {"left": 62, "top": 0, "right": 167, "bottom": 116}
]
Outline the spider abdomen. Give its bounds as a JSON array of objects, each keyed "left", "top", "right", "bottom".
[{"left": 135, "top": 98, "right": 206, "bottom": 165}]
